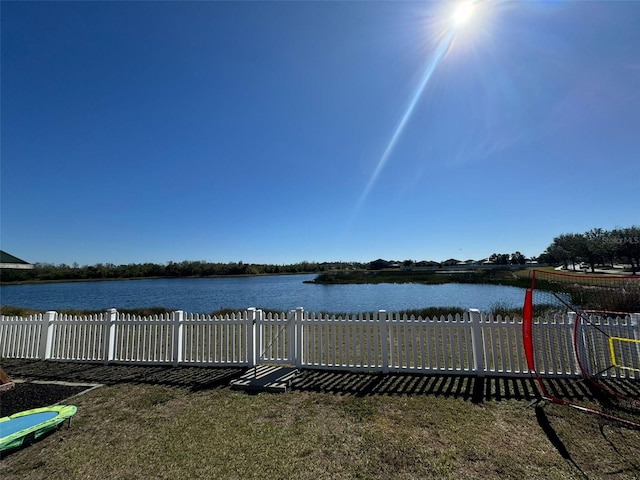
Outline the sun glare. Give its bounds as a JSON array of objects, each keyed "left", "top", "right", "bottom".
[
  {"left": 352, "top": 0, "right": 489, "bottom": 221},
  {"left": 452, "top": 2, "right": 475, "bottom": 27}
]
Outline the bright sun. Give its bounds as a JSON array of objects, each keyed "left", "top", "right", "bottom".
[{"left": 452, "top": 1, "right": 475, "bottom": 27}]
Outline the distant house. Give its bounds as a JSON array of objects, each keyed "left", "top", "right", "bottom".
[
  {"left": 456, "top": 259, "right": 477, "bottom": 266},
  {"left": 368, "top": 259, "right": 401, "bottom": 270},
  {"left": 441, "top": 258, "right": 460, "bottom": 267},
  {"left": 0, "top": 250, "right": 34, "bottom": 269}
]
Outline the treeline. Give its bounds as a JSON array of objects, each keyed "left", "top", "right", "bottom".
[
  {"left": 3, "top": 225, "right": 637, "bottom": 284},
  {"left": 538, "top": 226, "right": 640, "bottom": 273},
  {"left": 0, "top": 260, "right": 365, "bottom": 284},
  {"left": 485, "top": 252, "right": 527, "bottom": 265}
]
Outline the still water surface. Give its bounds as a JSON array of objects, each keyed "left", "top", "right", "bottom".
[{"left": 0, "top": 274, "right": 526, "bottom": 313}]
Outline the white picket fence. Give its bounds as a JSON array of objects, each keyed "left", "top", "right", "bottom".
[{"left": 1, "top": 308, "right": 638, "bottom": 378}]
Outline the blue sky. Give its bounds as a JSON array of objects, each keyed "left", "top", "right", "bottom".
[{"left": 2, "top": 1, "right": 639, "bottom": 266}]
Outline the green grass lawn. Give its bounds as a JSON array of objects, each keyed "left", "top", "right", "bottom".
[{"left": 2, "top": 367, "right": 639, "bottom": 480}]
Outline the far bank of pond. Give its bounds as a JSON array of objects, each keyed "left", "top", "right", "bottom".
[{"left": 308, "top": 268, "right": 535, "bottom": 288}]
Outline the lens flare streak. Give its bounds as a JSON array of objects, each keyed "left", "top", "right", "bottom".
[{"left": 353, "top": 29, "right": 455, "bottom": 218}]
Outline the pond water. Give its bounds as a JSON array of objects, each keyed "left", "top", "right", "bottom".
[{"left": 0, "top": 274, "right": 527, "bottom": 314}]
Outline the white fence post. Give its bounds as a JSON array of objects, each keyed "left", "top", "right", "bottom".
[
  {"left": 256, "top": 308, "right": 265, "bottom": 364},
  {"left": 384, "top": 313, "right": 392, "bottom": 372},
  {"left": 246, "top": 308, "right": 257, "bottom": 368},
  {"left": 379, "top": 310, "right": 389, "bottom": 373},
  {"left": 630, "top": 313, "right": 640, "bottom": 376},
  {"left": 103, "top": 308, "right": 118, "bottom": 364},
  {"left": 567, "top": 311, "right": 579, "bottom": 376},
  {"left": 172, "top": 310, "right": 184, "bottom": 366},
  {"left": 469, "top": 309, "right": 485, "bottom": 377},
  {"left": 258, "top": 308, "right": 266, "bottom": 364},
  {"left": 39, "top": 311, "right": 58, "bottom": 360},
  {"left": 294, "top": 307, "right": 304, "bottom": 369}
]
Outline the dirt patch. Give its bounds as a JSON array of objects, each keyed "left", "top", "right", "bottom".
[{"left": 0, "top": 382, "right": 93, "bottom": 417}]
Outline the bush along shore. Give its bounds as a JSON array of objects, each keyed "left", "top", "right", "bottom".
[
  {"left": 307, "top": 267, "right": 536, "bottom": 289},
  {"left": 0, "top": 304, "right": 524, "bottom": 320}
]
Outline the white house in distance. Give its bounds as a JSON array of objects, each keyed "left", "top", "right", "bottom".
[
  {"left": 0, "top": 250, "right": 34, "bottom": 270},
  {"left": 0, "top": 250, "right": 32, "bottom": 389}
]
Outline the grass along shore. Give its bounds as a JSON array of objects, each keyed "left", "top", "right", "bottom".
[
  {"left": 309, "top": 265, "right": 637, "bottom": 287},
  {"left": 0, "top": 265, "right": 544, "bottom": 287},
  {"left": 0, "top": 304, "right": 522, "bottom": 320},
  {"left": 308, "top": 266, "right": 536, "bottom": 288}
]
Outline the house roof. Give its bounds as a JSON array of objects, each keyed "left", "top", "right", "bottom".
[{"left": 0, "top": 250, "right": 34, "bottom": 269}]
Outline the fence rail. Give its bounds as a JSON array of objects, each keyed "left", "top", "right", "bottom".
[{"left": 1, "top": 308, "right": 638, "bottom": 378}]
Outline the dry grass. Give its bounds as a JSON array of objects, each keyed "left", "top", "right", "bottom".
[{"left": 1, "top": 367, "right": 639, "bottom": 480}]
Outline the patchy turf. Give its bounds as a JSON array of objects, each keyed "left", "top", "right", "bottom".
[{"left": 1, "top": 361, "right": 639, "bottom": 479}]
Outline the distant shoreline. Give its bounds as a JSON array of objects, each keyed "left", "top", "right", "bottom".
[
  {"left": 0, "top": 271, "right": 314, "bottom": 287},
  {"left": 2, "top": 265, "right": 631, "bottom": 288}
]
